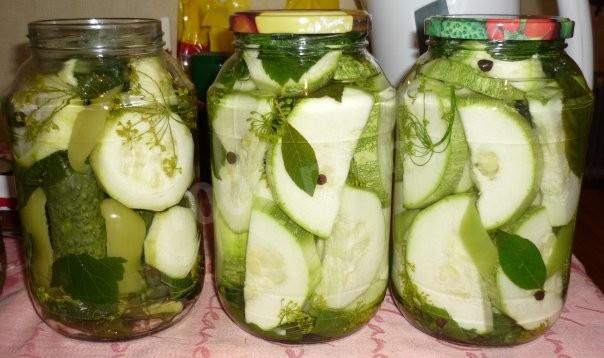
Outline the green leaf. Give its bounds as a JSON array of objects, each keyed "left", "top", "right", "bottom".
[
  {"left": 210, "top": 132, "right": 227, "bottom": 180},
  {"left": 258, "top": 52, "right": 322, "bottom": 86},
  {"left": 15, "top": 151, "right": 71, "bottom": 205},
  {"left": 160, "top": 274, "right": 196, "bottom": 299},
  {"left": 281, "top": 122, "right": 319, "bottom": 196},
  {"left": 51, "top": 254, "right": 126, "bottom": 304},
  {"left": 496, "top": 231, "right": 546, "bottom": 290},
  {"left": 217, "top": 56, "right": 249, "bottom": 90},
  {"left": 333, "top": 54, "right": 378, "bottom": 82},
  {"left": 73, "top": 58, "right": 128, "bottom": 100},
  {"left": 305, "top": 82, "right": 345, "bottom": 102}
]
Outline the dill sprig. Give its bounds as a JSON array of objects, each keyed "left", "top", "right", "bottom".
[
  {"left": 113, "top": 62, "right": 190, "bottom": 178},
  {"left": 114, "top": 103, "right": 184, "bottom": 178},
  {"left": 11, "top": 74, "right": 79, "bottom": 142},
  {"left": 278, "top": 299, "right": 314, "bottom": 335},
  {"left": 401, "top": 82, "right": 457, "bottom": 166},
  {"left": 248, "top": 97, "right": 295, "bottom": 142}
]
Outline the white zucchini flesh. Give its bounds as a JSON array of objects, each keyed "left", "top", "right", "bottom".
[
  {"left": 393, "top": 181, "right": 405, "bottom": 215},
  {"left": 214, "top": 208, "right": 247, "bottom": 287},
  {"left": 454, "top": 161, "right": 474, "bottom": 193},
  {"left": 233, "top": 78, "right": 257, "bottom": 92},
  {"left": 144, "top": 206, "right": 200, "bottom": 279},
  {"left": 212, "top": 93, "right": 273, "bottom": 233},
  {"left": 406, "top": 194, "right": 493, "bottom": 333},
  {"left": 391, "top": 210, "right": 419, "bottom": 298},
  {"left": 268, "top": 87, "right": 373, "bottom": 237},
  {"left": 347, "top": 251, "right": 389, "bottom": 309},
  {"left": 14, "top": 105, "right": 83, "bottom": 167},
  {"left": 458, "top": 102, "right": 541, "bottom": 229},
  {"left": 497, "top": 207, "right": 563, "bottom": 330},
  {"left": 529, "top": 96, "right": 580, "bottom": 227},
  {"left": 377, "top": 88, "right": 397, "bottom": 203},
  {"left": 350, "top": 87, "right": 396, "bottom": 206},
  {"left": 314, "top": 187, "right": 386, "bottom": 309},
  {"left": 498, "top": 272, "right": 564, "bottom": 330},
  {"left": 57, "top": 58, "right": 79, "bottom": 86},
  {"left": 450, "top": 50, "right": 546, "bottom": 91},
  {"left": 350, "top": 206, "right": 391, "bottom": 307},
  {"left": 243, "top": 50, "right": 341, "bottom": 95},
  {"left": 129, "top": 56, "right": 177, "bottom": 105},
  {"left": 244, "top": 200, "right": 321, "bottom": 331},
  {"left": 91, "top": 110, "right": 194, "bottom": 211},
  {"left": 402, "top": 89, "right": 468, "bottom": 209}
]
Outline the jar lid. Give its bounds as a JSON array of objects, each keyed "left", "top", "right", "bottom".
[
  {"left": 425, "top": 15, "right": 574, "bottom": 41},
  {"left": 230, "top": 10, "right": 369, "bottom": 34}
]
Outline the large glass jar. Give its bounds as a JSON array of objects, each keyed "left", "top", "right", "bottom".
[
  {"left": 208, "top": 10, "right": 395, "bottom": 342},
  {"left": 4, "top": 19, "right": 202, "bottom": 340},
  {"left": 392, "top": 16, "right": 593, "bottom": 346}
]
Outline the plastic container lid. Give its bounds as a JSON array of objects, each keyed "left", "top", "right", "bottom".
[
  {"left": 425, "top": 15, "right": 575, "bottom": 41},
  {"left": 230, "top": 10, "right": 370, "bottom": 34}
]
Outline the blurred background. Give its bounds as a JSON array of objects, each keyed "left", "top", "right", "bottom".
[{"left": 0, "top": 0, "right": 602, "bottom": 289}]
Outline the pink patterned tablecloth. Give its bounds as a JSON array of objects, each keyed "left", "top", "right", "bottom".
[{"left": 1, "top": 233, "right": 603, "bottom": 358}]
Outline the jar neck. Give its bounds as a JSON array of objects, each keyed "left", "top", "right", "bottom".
[
  {"left": 235, "top": 32, "right": 368, "bottom": 54},
  {"left": 428, "top": 38, "right": 567, "bottom": 61},
  {"left": 28, "top": 18, "right": 164, "bottom": 59}
]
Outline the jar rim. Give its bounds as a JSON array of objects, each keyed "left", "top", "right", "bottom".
[
  {"left": 28, "top": 17, "right": 164, "bottom": 53},
  {"left": 230, "top": 10, "right": 370, "bottom": 34},
  {"left": 29, "top": 18, "right": 159, "bottom": 29},
  {"left": 425, "top": 15, "right": 574, "bottom": 41}
]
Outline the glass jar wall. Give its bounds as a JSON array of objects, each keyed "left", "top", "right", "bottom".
[
  {"left": 208, "top": 10, "right": 395, "bottom": 342},
  {"left": 391, "top": 16, "right": 593, "bottom": 346},
  {"left": 4, "top": 19, "right": 202, "bottom": 341}
]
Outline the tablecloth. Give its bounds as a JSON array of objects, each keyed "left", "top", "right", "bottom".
[{"left": 1, "top": 233, "right": 603, "bottom": 358}]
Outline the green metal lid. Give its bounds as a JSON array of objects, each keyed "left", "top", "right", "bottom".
[{"left": 425, "top": 15, "right": 574, "bottom": 41}]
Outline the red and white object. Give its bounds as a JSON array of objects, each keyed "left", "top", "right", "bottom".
[{"left": 0, "top": 144, "right": 17, "bottom": 211}]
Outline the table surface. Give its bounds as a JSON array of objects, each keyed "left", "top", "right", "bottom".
[{"left": 1, "top": 234, "right": 603, "bottom": 358}]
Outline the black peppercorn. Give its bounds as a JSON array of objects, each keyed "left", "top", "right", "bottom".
[
  {"left": 226, "top": 152, "right": 237, "bottom": 164},
  {"left": 317, "top": 174, "right": 327, "bottom": 185},
  {"left": 478, "top": 59, "right": 494, "bottom": 72}
]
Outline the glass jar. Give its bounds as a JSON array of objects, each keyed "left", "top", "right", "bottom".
[
  {"left": 4, "top": 19, "right": 202, "bottom": 341},
  {"left": 392, "top": 16, "right": 593, "bottom": 346},
  {"left": 208, "top": 10, "right": 395, "bottom": 342}
]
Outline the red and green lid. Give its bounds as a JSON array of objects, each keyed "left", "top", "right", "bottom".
[
  {"left": 230, "top": 10, "right": 369, "bottom": 34},
  {"left": 425, "top": 16, "right": 574, "bottom": 41}
]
